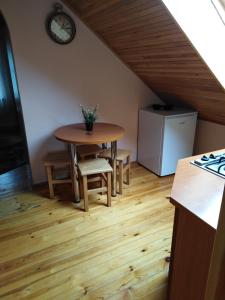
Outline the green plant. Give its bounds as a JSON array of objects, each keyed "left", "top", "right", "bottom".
[{"left": 80, "top": 104, "right": 98, "bottom": 125}]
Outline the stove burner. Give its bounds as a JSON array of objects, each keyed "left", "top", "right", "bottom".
[
  {"left": 201, "top": 155, "right": 209, "bottom": 161},
  {"left": 191, "top": 152, "right": 225, "bottom": 179},
  {"left": 206, "top": 162, "right": 225, "bottom": 177},
  {"left": 209, "top": 153, "right": 216, "bottom": 159},
  {"left": 219, "top": 156, "right": 225, "bottom": 163},
  {"left": 218, "top": 163, "right": 225, "bottom": 174}
]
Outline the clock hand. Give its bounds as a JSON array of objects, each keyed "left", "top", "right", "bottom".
[
  {"left": 61, "top": 20, "right": 70, "bottom": 29},
  {"left": 61, "top": 26, "right": 72, "bottom": 30}
]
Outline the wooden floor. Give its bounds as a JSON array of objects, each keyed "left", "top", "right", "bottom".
[{"left": 0, "top": 163, "right": 174, "bottom": 300}]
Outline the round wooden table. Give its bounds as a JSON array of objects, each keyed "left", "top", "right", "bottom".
[{"left": 55, "top": 123, "right": 125, "bottom": 202}]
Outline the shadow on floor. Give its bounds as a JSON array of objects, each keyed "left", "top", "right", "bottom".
[{"left": 0, "top": 164, "right": 32, "bottom": 199}]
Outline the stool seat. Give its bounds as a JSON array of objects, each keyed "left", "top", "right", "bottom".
[
  {"left": 77, "top": 144, "right": 103, "bottom": 160},
  {"left": 78, "top": 158, "right": 112, "bottom": 176},
  {"left": 44, "top": 151, "right": 70, "bottom": 166},
  {"left": 99, "top": 148, "right": 131, "bottom": 161}
]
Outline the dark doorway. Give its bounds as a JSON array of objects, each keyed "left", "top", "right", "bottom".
[{"left": 0, "top": 13, "right": 31, "bottom": 197}]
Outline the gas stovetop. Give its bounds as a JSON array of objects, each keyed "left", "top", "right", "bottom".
[{"left": 191, "top": 152, "right": 225, "bottom": 179}]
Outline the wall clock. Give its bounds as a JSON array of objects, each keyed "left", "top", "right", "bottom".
[{"left": 46, "top": 3, "right": 76, "bottom": 45}]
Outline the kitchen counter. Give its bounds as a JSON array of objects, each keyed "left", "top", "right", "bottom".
[
  {"left": 168, "top": 149, "right": 225, "bottom": 300},
  {"left": 171, "top": 149, "right": 225, "bottom": 229}
]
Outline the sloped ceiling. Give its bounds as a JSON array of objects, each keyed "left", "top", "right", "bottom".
[{"left": 63, "top": 0, "right": 225, "bottom": 125}]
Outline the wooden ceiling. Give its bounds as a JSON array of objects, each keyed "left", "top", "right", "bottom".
[{"left": 63, "top": 0, "right": 225, "bottom": 125}]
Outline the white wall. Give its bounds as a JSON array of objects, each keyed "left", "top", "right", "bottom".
[
  {"left": 194, "top": 120, "right": 225, "bottom": 154},
  {"left": 162, "top": 0, "right": 225, "bottom": 89},
  {"left": 0, "top": 0, "right": 162, "bottom": 183}
]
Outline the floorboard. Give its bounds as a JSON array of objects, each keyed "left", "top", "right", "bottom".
[{"left": 0, "top": 163, "right": 174, "bottom": 300}]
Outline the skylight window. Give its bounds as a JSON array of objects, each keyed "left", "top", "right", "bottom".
[{"left": 211, "top": 0, "right": 225, "bottom": 25}]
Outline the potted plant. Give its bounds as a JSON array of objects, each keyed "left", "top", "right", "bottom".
[{"left": 80, "top": 104, "right": 98, "bottom": 131}]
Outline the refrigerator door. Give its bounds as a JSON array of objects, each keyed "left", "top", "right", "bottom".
[
  {"left": 138, "top": 110, "right": 163, "bottom": 175},
  {"left": 160, "top": 113, "right": 197, "bottom": 176}
]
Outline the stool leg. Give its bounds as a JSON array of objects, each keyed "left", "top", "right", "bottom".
[
  {"left": 82, "top": 175, "right": 88, "bottom": 212},
  {"left": 118, "top": 161, "right": 123, "bottom": 195},
  {"left": 78, "top": 174, "right": 84, "bottom": 199},
  {"left": 46, "top": 166, "right": 54, "bottom": 199},
  {"left": 127, "top": 155, "right": 130, "bottom": 185},
  {"left": 101, "top": 175, "right": 104, "bottom": 195},
  {"left": 107, "top": 172, "right": 111, "bottom": 207}
]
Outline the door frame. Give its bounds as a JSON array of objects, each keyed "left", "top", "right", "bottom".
[{"left": 0, "top": 12, "right": 31, "bottom": 176}]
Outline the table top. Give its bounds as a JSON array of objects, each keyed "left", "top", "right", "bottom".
[
  {"left": 54, "top": 122, "right": 125, "bottom": 145},
  {"left": 170, "top": 149, "right": 225, "bottom": 230}
]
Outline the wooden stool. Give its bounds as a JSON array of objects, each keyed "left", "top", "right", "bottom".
[
  {"left": 44, "top": 151, "right": 72, "bottom": 199},
  {"left": 99, "top": 149, "right": 131, "bottom": 194},
  {"left": 77, "top": 144, "right": 103, "bottom": 161},
  {"left": 78, "top": 158, "right": 112, "bottom": 211}
]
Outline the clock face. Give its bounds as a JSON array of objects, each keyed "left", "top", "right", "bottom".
[{"left": 47, "top": 12, "right": 76, "bottom": 44}]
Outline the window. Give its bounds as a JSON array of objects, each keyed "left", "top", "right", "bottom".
[{"left": 211, "top": 0, "right": 225, "bottom": 25}]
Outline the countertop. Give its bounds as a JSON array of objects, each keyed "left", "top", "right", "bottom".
[{"left": 170, "top": 150, "right": 225, "bottom": 230}]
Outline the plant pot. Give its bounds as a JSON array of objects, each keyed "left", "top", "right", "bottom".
[{"left": 85, "top": 122, "right": 94, "bottom": 131}]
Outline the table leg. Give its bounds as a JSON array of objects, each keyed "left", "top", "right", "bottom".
[
  {"left": 111, "top": 141, "right": 117, "bottom": 197},
  {"left": 69, "top": 144, "right": 80, "bottom": 203}
]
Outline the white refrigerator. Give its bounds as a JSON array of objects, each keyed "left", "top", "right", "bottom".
[{"left": 138, "top": 107, "right": 198, "bottom": 176}]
